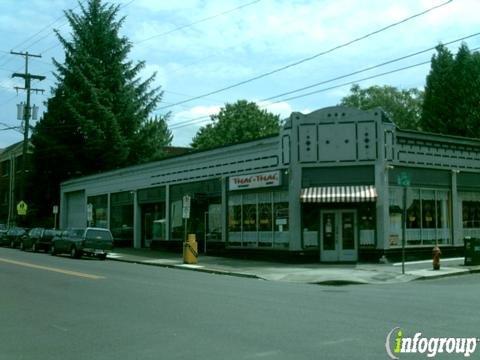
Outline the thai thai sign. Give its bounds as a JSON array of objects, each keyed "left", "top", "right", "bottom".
[{"left": 229, "top": 170, "right": 281, "bottom": 190}]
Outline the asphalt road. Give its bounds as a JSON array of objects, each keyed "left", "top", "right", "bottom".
[{"left": 1, "top": 247, "right": 479, "bottom": 360}]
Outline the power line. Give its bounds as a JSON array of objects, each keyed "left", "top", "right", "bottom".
[
  {"left": 261, "top": 31, "right": 480, "bottom": 103},
  {"left": 157, "top": 0, "right": 453, "bottom": 111},
  {"left": 168, "top": 43, "right": 480, "bottom": 131},
  {"left": 136, "top": 0, "right": 261, "bottom": 45}
]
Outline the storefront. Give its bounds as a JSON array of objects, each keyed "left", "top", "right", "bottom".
[{"left": 60, "top": 106, "right": 480, "bottom": 262}]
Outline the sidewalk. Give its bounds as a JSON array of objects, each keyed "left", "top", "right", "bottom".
[{"left": 107, "top": 248, "right": 480, "bottom": 285}]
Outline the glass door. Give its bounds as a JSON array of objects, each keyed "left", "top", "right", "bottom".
[
  {"left": 320, "top": 210, "right": 357, "bottom": 262},
  {"left": 320, "top": 211, "right": 337, "bottom": 262}
]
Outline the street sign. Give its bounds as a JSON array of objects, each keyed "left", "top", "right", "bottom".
[
  {"left": 87, "top": 203, "right": 93, "bottom": 222},
  {"left": 52, "top": 205, "right": 59, "bottom": 214},
  {"left": 397, "top": 172, "right": 411, "bottom": 187},
  {"left": 17, "top": 201, "right": 27, "bottom": 216},
  {"left": 182, "top": 195, "right": 191, "bottom": 219}
]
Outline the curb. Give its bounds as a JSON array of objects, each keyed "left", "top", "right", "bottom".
[
  {"left": 108, "top": 256, "right": 261, "bottom": 280},
  {"left": 413, "top": 269, "right": 476, "bottom": 281},
  {"left": 108, "top": 256, "right": 480, "bottom": 285}
]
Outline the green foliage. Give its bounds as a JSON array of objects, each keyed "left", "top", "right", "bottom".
[
  {"left": 191, "top": 100, "right": 280, "bottom": 150},
  {"left": 31, "top": 0, "right": 168, "bottom": 218},
  {"left": 340, "top": 84, "right": 424, "bottom": 130},
  {"left": 422, "top": 44, "right": 480, "bottom": 137},
  {"left": 132, "top": 115, "right": 173, "bottom": 162}
]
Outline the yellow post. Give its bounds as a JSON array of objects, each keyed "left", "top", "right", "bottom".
[{"left": 183, "top": 234, "right": 198, "bottom": 264}]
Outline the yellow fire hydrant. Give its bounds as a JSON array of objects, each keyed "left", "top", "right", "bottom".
[{"left": 183, "top": 234, "right": 198, "bottom": 264}]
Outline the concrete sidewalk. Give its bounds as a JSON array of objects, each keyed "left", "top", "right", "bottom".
[{"left": 107, "top": 248, "right": 480, "bottom": 285}]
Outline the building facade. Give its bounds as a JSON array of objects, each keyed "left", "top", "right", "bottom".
[
  {"left": 60, "top": 106, "right": 480, "bottom": 261},
  {"left": 0, "top": 140, "right": 31, "bottom": 226}
]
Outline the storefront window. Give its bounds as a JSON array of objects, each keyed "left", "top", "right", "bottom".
[
  {"left": 273, "top": 192, "right": 289, "bottom": 248},
  {"left": 358, "top": 203, "right": 375, "bottom": 246},
  {"left": 87, "top": 194, "right": 108, "bottom": 228},
  {"left": 170, "top": 180, "right": 221, "bottom": 243},
  {"left": 110, "top": 191, "right": 134, "bottom": 247},
  {"left": 258, "top": 193, "right": 273, "bottom": 247},
  {"left": 460, "top": 193, "right": 480, "bottom": 239},
  {"left": 389, "top": 187, "right": 451, "bottom": 247},
  {"left": 227, "top": 191, "right": 289, "bottom": 248}
]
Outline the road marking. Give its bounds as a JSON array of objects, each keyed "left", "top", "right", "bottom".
[
  {"left": 392, "top": 257, "right": 463, "bottom": 266},
  {"left": 0, "top": 257, "right": 105, "bottom": 280}
]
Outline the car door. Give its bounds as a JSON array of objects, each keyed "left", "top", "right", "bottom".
[{"left": 56, "top": 230, "right": 68, "bottom": 252}]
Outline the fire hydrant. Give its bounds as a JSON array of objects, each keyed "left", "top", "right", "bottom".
[{"left": 432, "top": 246, "right": 441, "bottom": 270}]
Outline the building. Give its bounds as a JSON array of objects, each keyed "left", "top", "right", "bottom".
[
  {"left": 59, "top": 106, "right": 480, "bottom": 261},
  {"left": 0, "top": 140, "right": 32, "bottom": 226}
]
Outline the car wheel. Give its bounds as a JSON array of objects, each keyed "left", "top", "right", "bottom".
[
  {"left": 70, "top": 246, "right": 80, "bottom": 259},
  {"left": 32, "top": 243, "right": 37, "bottom": 252},
  {"left": 20, "top": 241, "right": 25, "bottom": 251},
  {"left": 50, "top": 244, "right": 56, "bottom": 256},
  {"left": 98, "top": 254, "right": 107, "bottom": 260}
]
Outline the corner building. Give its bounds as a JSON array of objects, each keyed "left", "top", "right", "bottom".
[{"left": 60, "top": 106, "right": 479, "bottom": 261}]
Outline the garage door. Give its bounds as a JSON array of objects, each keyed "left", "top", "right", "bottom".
[{"left": 65, "top": 190, "right": 86, "bottom": 228}]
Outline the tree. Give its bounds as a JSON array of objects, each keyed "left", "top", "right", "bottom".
[
  {"left": 191, "top": 100, "right": 280, "bottom": 150},
  {"left": 422, "top": 43, "right": 480, "bottom": 137},
  {"left": 132, "top": 115, "right": 173, "bottom": 162},
  {"left": 340, "top": 84, "right": 424, "bottom": 130},
  {"left": 31, "top": 0, "right": 167, "bottom": 220}
]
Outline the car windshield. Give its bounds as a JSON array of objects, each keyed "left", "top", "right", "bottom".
[
  {"left": 85, "top": 229, "right": 112, "bottom": 241},
  {"left": 9, "top": 228, "right": 23, "bottom": 235},
  {"left": 45, "top": 230, "right": 61, "bottom": 237},
  {"left": 68, "top": 229, "right": 85, "bottom": 237}
]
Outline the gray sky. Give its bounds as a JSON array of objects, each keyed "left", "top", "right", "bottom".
[{"left": 0, "top": 0, "right": 478, "bottom": 148}]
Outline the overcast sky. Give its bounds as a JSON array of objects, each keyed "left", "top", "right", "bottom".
[{"left": 0, "top": 0, "right": 479, "bottom": 148}]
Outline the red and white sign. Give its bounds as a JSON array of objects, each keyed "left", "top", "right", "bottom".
[{"left": 229, "top": 171, "right": 281, "bottom": 190}]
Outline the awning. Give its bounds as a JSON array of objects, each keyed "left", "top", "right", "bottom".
[{"left": 300, "top": 185, "right": 377, "bottom": 203}]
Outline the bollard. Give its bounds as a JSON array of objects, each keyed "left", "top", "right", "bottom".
[
  {"left": 183, "top": 234, "right": 198, "bottom": 264},
  {"left": 432, "top": 246, "right": 441, "bottom": 270}
]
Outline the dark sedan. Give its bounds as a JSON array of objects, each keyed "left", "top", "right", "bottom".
[
  {"left": 0, "top": 227, "right": 27, "bottom": 248},
  {"left": 21, "top": 228, "right": 62, "bottom": 252}
]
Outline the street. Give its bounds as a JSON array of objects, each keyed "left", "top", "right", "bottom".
[{"left": 1, "top": 247, "right": 479, "bottom": 360}]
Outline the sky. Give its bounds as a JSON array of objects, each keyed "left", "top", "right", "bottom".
[{"left": 0, "top": 0, "right": 479, "bottom": 149}]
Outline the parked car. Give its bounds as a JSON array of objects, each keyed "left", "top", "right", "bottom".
[
  {"left": 0, "top": 224, "right": 8, "bottom": 242},
  {"left": 21, "top": 228, "right": 62, "bottom": 252},
  {"left": 1, "top": 227, "right": 28, "bottom": 248},
  {"left": 51, "top": 227, "right": 113, "bottom": 260}
]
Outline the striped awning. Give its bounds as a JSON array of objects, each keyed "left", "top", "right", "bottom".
[{"left": 300, "top": 185, "right": 377, "bottom": 203}]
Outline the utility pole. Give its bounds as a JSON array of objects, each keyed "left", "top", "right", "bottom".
[{"left": 10, "top": 51, "right": 45, "bottom": 215}]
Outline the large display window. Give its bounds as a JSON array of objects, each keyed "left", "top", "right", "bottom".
[
  {"left": 110, "top": 191, "right": 134, "bottom": 247},
  {"left": 170, "top": 180, "right": 221, "bottom": 244},
  {"left": 87, "top": 194, "right": 108, "bottom": 228},
  {"left": 227, "top": 191, "right": 289, "bottom": 248},
  {"left": 389, "top": 187, "right": 451, "bottom": 246},
  {"left": 460, "top": 193, "right": 480, "bottom": 239}
]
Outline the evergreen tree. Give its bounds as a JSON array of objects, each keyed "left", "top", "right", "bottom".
[
  {"left": 31, "top": 0, "right": 167, "bottom": 219},
  {"left": 421, "top": 43, "right": 480, "bottom": 137},
  {"left": 421, "top": 45, "right": 455, "bottom": 134},
  {"left": 133, "top": 115, "right": 173, "bottom": 162},
  {"left": 340, "top": 84, "right": 423, "bottom": 130},
  {"left": 191, "top": 100, "right": 280, "bottom": 150}
]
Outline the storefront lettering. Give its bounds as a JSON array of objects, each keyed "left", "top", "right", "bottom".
[{"left": 229, "top": 171, "right": 281, "bottom": 190}]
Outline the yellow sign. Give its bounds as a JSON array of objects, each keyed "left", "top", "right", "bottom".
[{"left": 17, "top": 201, "right": 27, "bottom": 216}]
